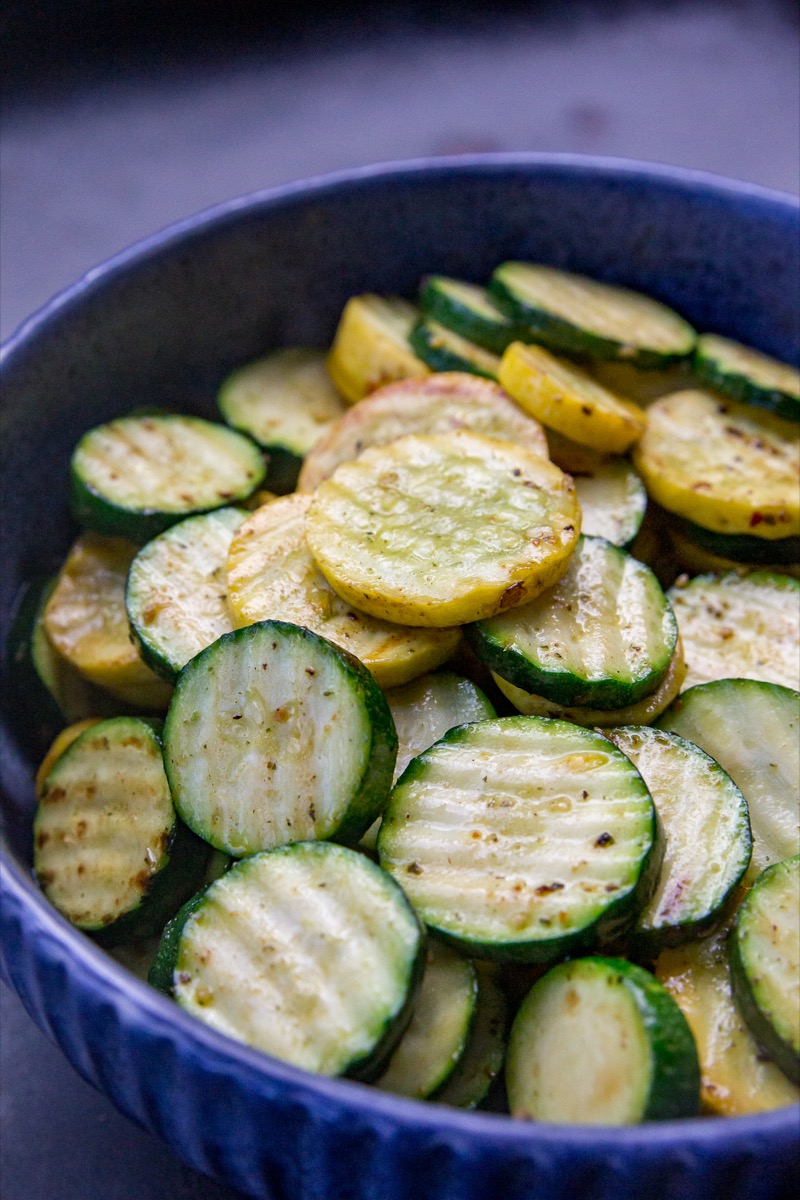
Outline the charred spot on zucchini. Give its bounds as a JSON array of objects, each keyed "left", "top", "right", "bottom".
[
  {"left": 169, "top": 841, "right": 425, "bottom": 1079},
  {"left": 505, "top": 956, "right": 700, "bottom": 1124},
  {"left": 70, "top": 414, "right": 266, "bottom": 543},
  {"left": 163, "top": 620, "right": 398, "bottom": 857}
]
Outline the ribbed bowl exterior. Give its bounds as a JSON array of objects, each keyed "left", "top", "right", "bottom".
[{"left": 2, "top": 155, "right": 799, "bottom": 1200}]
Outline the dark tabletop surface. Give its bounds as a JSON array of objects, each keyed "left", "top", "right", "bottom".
[{"left": 1, "top": 3, "right": 798, "bottom": 1197}]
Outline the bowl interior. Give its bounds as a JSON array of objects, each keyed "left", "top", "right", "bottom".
[{"left": 1, "top": 155, "right": 798, "bottom": 1199}]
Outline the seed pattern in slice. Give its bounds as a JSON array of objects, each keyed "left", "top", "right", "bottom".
[
  {"left": 378, "top": 715, "right": 660, "bottom": 963},
  {"left": 305, "top": 431, "right": 581, "bottom": 628},
  {"left": 325, "top": 294, "right": 429, "bottom": 404},
  {"left": 667, "top": 570, "right": 800, "bottom": 692},
  {"left": 297, "top": 372, "right": 548, "bottom": 492},
  {"left": 633, "top": 390, "right": 800, "bottom": 539},
  {"left": 226, "top": 493, "right": 460, "bottom": 689},
  {"left": 499, "top": 342, "right": 647, "bottom": 453}
]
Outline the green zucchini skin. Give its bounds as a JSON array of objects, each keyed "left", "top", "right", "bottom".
[
  {"left": 147, "top": 884, "right": 212, "bottom": 994},
  {"left": 433, "top": 964, "right": 508, "bottom": 1109},
  {"left": 378, "top": 715, "right": 662, "bottom": 965},
  {"left": 729, "top": 855, "right": 800, "bottom": 1085},
  {"left": 606, "top": 726, "right": 752, "bottom": 956},
  {"left": 488, "top": 262, "right": 696, "bottom": 369},
  {"left": 675, "top": 518, "right": 800, "bottom": 567},
  {"left": 466, "top": 537, "right": 678, "bottom": 710},
  {"left": 163, "top": 620, "right": 398, "bottom": 857},
  {"left": 694, "top": 334, "right": 800, "bottom": 423},
  {"left": 418, "top": 275, "right": 525, "bottom": 355},
  {"left": 505, "top": 956, "right": 700, "bottom": 1124},
  {"left": 166, "top": 841, "right": 425, "bottom": 1081},
  {"left": 70, "top": 415, "right": 266, "bottom": 544},
  {"left": 408, "top": 318, "right": 500, "bottom": 380}
]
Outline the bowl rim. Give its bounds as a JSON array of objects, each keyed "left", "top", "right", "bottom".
[{"left": 2, "top": 150, "right": 798, "bottom": 1164}]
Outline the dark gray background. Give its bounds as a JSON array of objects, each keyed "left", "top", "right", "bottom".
[{"left": 1, "top": 2, "right": 798, "bottom": 1197}]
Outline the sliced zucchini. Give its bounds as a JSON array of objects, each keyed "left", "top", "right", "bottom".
[
  {"left": 694, "top": 333, "right": 800, "bottom": 423},
  {"left": 305, "top": 431, "right": 581, "bottom": 628},
  {"left": 730, "top": 856, "right": 800, "bottom": 1084},
  {"left": 217, "top": 348, "right": 347, "bottom": 493},
  {"left": 468, "top": 536, "right": 677, "bottom": 709},
  {"left": 632, "top": 390, "right": 800, "bottom": 539},
  {"left": 375, "top": 939, "right": 478, "bottom": 1099},
  {"left": 667, "top": 570, "right": 800, "bottom": 692},
  {"left": 606, "top": 726, "right": 751, "bottom": 954},
  {"left": 127, "top": 507, "right": 246, "bottom": 683},
  {"left": 668, "top": 521, "right": 800, "bottom": 580},
  {"left": 70, "top": 414, "right": 265, "bottom": 543},
  {"left": 34, "top": 716, "right": 209, "bottom": 942},
  {"left": 409, "top": 318, "right": 501, "bottom": 379},
  {"left": 378, "top": 715, "right": 660, "bottom": 964},
  {"left": 492, "top": 634, "right": 686, "bottom": 728},
  {"left": 225, "top": 493, "right": 461, "bottom": 689},
  {"left": 169, "top": 841, "right": 424, "bottom": 1078},
  {"left": 385, "top": 671, "right": 497, "bottom": 784},
  {"left": 657, "top": 679, "right": 800, "bottom": 882},
  {"left": 433, "top": 965, "right": 508, "bottom": 1109},
  {"left": 499, "top": 342, "right": 647, "bottom": 454},
  {"left": 163, "top": 619, "right": 398, "bottom": 857},
  {"left": 566, "top": 458, "right": 647, "bottom": 548},
  {"left": 505, "top": 956, "right": 700, "bottom": 1124},
  {"left": 43, "top": 534, "right": 173, "bottom": 709},
  {"left": 672, "top": 517, "right": 799, "bottom": 568},
  {"left": 656, "top": 928, "right": 800, "bottom": 1115},
  {"left": 325, "top": 294, "right": 429, "bottom": 404},
  {"left": 297, "top": 371, "right": 548, "bottom": 493},
  {"left": 418, "top": 275, "right": 523, "bottom": 354},
  {"left": 489, "top": 262, "right": 696, "bottom": 368}
]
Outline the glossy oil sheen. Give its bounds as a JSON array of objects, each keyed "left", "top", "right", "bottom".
[{"left": 1, "top": 155, "right": 799, "bottom": 1200}]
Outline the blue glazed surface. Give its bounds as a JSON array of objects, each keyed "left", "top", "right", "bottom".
[{"left": 2, "top": 154, "right": 799, "bottom": 1200}]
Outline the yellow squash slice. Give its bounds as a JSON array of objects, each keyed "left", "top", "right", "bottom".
[
  {"left": 633, "top": 390, "right": 800, "bottom": 538},
  {"left": 326, "top": 294, "right": 430, "bottom": 404},
  {"left": 304, "top": 431, "right": 581, "bottom": 628},
  {"left": 226, "top": 493, "right": 460, "bottom": 688},
  {"left": 499, "top": 341, "right": 647, "bottom": 453},
  {"left": 43, "top": 534, "right": 173, "bottom": 709},
  {"left": 297, "top": 372, "right": 548, "bottom": 492}
]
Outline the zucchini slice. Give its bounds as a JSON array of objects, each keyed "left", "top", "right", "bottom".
[
  {"left": 633, "top": 390, "right": 800, "bottom": 539},
  {"left": 499, "top": 342, "right": 647, "bottom": 454},
  {"left": 297, "top": 371, "right": 548, "bottom": 493},
  {"left": 378, "top": 715, "right": 660, "bottom": 964},
  {"left": 492, "top": 635, "right": 685, "bottom": 729},
  {"left": 163, "top": 619, "right": 398, "bottom": 857},
  {"left": 418, "top": 275, "right": 523, "bottom": 354},
  {"left": 467, "top": 536, "right": 678, "bottom": 709},
  {"left": 127, "top": 507, "right": 246, "bottom": 683},
  {"left": 225, "top": 493, "right": 461, "bottom": 689},
  {"left": 34, "top": 716, "right": 209, "bottom": 942},
  {"left": 668, "top": 521, "right": 800, "bottom": 580},
  {"left": 168, "top": 841, "right": 424, "bottom": 1078},
  {"left": 385, "top": 671, "right": 497, "bottom": 784},
  {"left": 325, "top": 294, "right": 430, "bottom": 404},
  {"left": 43, "top": 534, "right": 173, "bottom": 710},
  {"left": 71, "top": 414, "right": 266, "bottom": 543},
  {"left": 730, "top": 856, "right": 800, "bottom": 1084},
  {"left": 409, "top": 318, "right": 501, "bottom": 379},
  {"left": 656, "top": 928, "right": 800, "bottom": 1115},
  {"left": 606, "top": 726, "right": 752, "bottom": 954},
  {"left": 694, "top": 333, "right": 800, "bottom": 423},
  {"left": 433, "top": 965, "right": 508, "bottom": 1109},
  {"left": 489, "top": 262, "right": 696, "bottom": 368},
  {"left": 566, "top": 458, "right": 647, "bottom": 548},
  {"left": 657, "top": 679, "right": 800, "bottom": 882},
  {"left": 505, "top": 957, "right": 700, "bottom": 1124},
  {"left": 217, "top": 348, "right": 347, "bottom": 493},
  {"left": 667, "top": 570, "right": 800, "bottom": 692},
  {"left": 376, "top": 939, "right": 478, "bottom": 1099},
  {"left": 671, "top": 517, "right": 800, "bottom": 568},
  {"left": 305, "top": 431, "right": 581, "bottom": 628}
]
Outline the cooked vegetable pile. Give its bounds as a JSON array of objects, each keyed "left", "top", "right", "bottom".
[{"left": 14, "top": 260, "right": 800, "bottom": 1124}]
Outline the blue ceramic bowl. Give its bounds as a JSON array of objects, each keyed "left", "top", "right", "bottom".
[{"left": 1, "top": 155, "right": 798, "bottom": 1200}]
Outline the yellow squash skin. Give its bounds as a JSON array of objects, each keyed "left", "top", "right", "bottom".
[
  {"left": 325, "top": 294, "right": 430, "bottom": 404},
  {"left": 633, "top": 390, "right": 800, "bottom": 538},
  {"left": 305, "top": 431, "right": 581, "bottom": 627}
]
